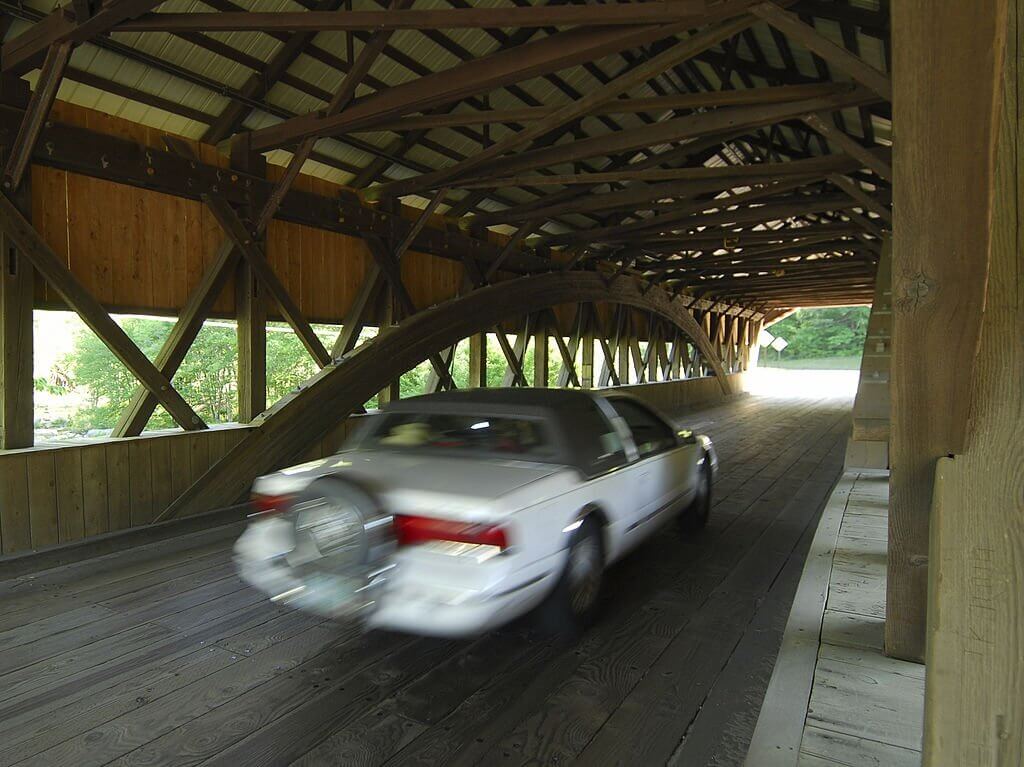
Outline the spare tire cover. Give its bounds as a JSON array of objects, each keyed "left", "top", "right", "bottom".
[{"left": 286, "top": 477, "right": 395, "bottom": 619}]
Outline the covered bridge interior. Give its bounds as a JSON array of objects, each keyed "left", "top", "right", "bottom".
[{"left": 0, "top": 1, "right": 1019, "bottom": 765}]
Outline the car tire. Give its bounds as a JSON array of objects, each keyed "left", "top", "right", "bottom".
[
  {"left": 536, "top": 516, "right": 604, "bottom": 637},
  {"left": 679, "top": 459, "right": 712, "bottom": 534}
]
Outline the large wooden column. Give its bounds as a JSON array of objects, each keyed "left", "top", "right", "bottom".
[
  {"left": 923, "top": 5, "right": 1023, "bottom": 761},
  {"left": 0, "top": 78, "right": 34, "bottom": 449},
  {"left": 889, "top": 0, "right": 1009, "bottom": 662}
]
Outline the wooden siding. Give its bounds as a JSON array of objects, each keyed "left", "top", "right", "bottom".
[
  {"left": 27, "top": 100, "right": 466, "bottom": 325},
  {"left": 0, "top": 427, "right": 251, "bottom": 555},
  {"left": 0, "top": 375, "right": 743, "bottom": 558}
]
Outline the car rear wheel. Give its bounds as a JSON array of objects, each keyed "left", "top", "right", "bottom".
[
  {"left": 537, "top": 516, "right": 604, "bottom": 636},
  {"left": 679, "top": 459, "right": 712, "bottom": 534}
]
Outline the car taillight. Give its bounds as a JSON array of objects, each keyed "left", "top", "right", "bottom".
[
  {"left": 394, "top": 514, "right": 508, "bottom": 550},
  {"left": 250, "top": 493, "right": 294, "bottom": 517}
]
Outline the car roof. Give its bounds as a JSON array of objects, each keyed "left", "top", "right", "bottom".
[{"left": 391, "top": 387, "right": 602, "bottom": 410}]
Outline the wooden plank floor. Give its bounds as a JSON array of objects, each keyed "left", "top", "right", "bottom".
[
  {"left": 799, "top": 471, "right": 924, "bottom": 767},
  {"left": 0, "top": 394, "right": 851, "bottom": 767}
]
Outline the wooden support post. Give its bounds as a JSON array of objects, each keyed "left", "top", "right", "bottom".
[
  {"left": 533, "top": 321, "right": 548, "bottom": 388},
  {"left": 618, "top": 310, "right": 632, "bottom": 385},
  {"left": 232, "top": 143, "right": 267, "bottom": 423},
  {"left": 468, "top": 332, "right": 486, "bottom": 388},
  {"left": 581, "top": 306, "right": 595, "bottom": 389},
  {"left": 889, "top": 0, "right": 1009, "bottom": 664},
  {"left": 235, "top": 262, "right": 266, "bottom": 422},
  {"left": 0, "top": 143, "right": 33, "bottom": 448},
  {"left": 923, "top": 2, "right": 1022, "bottom": 753},
  {"left": 377, "top": 287, "right": 402, "bottom": 402}
]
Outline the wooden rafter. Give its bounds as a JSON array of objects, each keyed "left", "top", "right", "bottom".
[
  {"left": 246, "top": 21, "right": 711, "bottom": 152},
  {"left": 371, "top": 13, "right": 762, "bottom": 200},
  {"left": 751, "top": 2, "right": 892, "bottom": 100},
  {"left": 1, "top": 0, "right": 163, "bottom": 74},
  {"left": 119, "top": 4, "right": 711, "bottom": 33},
  {"left": 2, "top": 40, "right": 71, "bottom": 192}
]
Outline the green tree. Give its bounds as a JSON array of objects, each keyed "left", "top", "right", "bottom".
[
  {"left": 56, "top": 317, "right": 338, "bottom": 433},
  {"left": 767, "top": 306, "right": 870, "bottom": 360}
]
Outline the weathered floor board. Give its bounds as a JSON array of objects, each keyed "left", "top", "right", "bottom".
[{"left": 0, "top": 394, "right": 851, "bottom": 767}]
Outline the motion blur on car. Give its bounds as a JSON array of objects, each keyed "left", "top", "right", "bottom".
[{"left": 234, "top": 388, "right": 717, "bottom": 638}]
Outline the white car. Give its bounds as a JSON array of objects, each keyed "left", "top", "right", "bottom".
[{"left": 234, "top": 388, "right": 717, "bottom": 637}]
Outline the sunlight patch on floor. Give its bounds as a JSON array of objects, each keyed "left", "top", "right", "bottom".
[{"left": 746, "top": 367, "right": 859, "bottom": 399}]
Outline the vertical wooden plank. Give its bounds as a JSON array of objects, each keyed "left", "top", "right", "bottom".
[
  {"left": 128, "top": 439, "right": 154, "bottom": 527},
  {"left": 80, "top": 444, "right": 109, "bottom": 538},
  {"left": 26, "top": 450, "right": 58, "bottom": 548},
  {"left": 54, "top": 449, "right": 85, "bottom": 543},
  {"left": 0, "top": 454, "right": 31, "bottom": 554},
  {"left": 105, "top": 441, "right": 131, "bottom": 532},
  {"left": 149, "top": 436, "right": 173, "bottom": 519},
  {"left": 168, "top": 434, "right": 193, "bottom": 503},
  {"left": 890, "top": 0, "right": 1010, "bottom": 662},
  {"left": 190, "top": 431, "right": 210, "bottom": 485}
]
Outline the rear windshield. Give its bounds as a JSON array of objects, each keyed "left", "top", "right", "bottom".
[{"left": 360, "top": 412, "right": 557, "bottom": 459}]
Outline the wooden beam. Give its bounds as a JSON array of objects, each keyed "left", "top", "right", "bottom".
[
  {"left": 0, "top": 193, "right": 206, "bottom": 431},
  {"left": 2, "top": 0, "right": 163, "bottom": 74},
  {"left": 364, "top": 234, "right": 456, "bottom": 390},
  {"left": 202, "top": 0, "right": 345, "bottom": 145},
  {"left": 370, "top": 12, "right": 762, "bottom": 199},
  {"left": 119, "top": 4, "right": 711, "bottom": 33},
  {"left": 157, "top": 272, "right": 730, "bottom": 521},
  {"left": 484, "top": 219, "right": 539, "bottom": 281},
  {"left": 1, "top": 40, "right": 71, "bottom": 192},
  {"left": 889, "top": 0, "right": 1010, "bottom": 665},
  {"left": 247, "top": 21, "right": 716, "bottom": 152},
  {"left": 252, "top": 0, "right": 409, "bottom": 236},
  {"left": 533, "top": 320, "right": 549, "bottom": 388},
  {"left": 828, "top": 173, "right": 892, "bottom": 224},
  {"left": 350, "top": 84, "right": 851, "bottom": 134},
  {"left": 923, "top": 5, "right": 1020, "bottom": 752},
  {"left": 451, "top": 150, "right": 863, "bottom": 189},
  {"left": 0, "top": 148, "right": 32, "bottom": 448},
  {"left": 375, "top": 81, "right": 878, "bottom": 200},
  {"left": 236, "top": 261, "right": 266, "bottom": 423},
  {"left": 202, "top": 194, "right": 331, "bottom": 368},
  {"left": 500, "top": 315, "right": 532, "bottom": 387},
  {"left": 468, "top": 332, "right": 486, "bottom": 388},
  {"left": 802, "top": 113, "right": 893, "bottom": 181},
  {"left": 332, "top": 265, "right": 385, "bottom": 359},
  {"left": 552, "top": 309, "right": 582, "bottom": 388},
  {"left": 751, "top": 2, "right": 892, "bottom": 100}
]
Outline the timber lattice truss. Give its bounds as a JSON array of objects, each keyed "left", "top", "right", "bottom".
[{"left": 0, "top": 0, "right": 888, "bottom": 466}]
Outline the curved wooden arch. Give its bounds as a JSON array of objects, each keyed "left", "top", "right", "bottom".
[{"left": 161, "top": 271, "right": 730, "bottom": 520}]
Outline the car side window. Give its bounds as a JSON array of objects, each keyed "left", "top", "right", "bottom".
[
  {"left": 608, "top": 399, "right": 677, "bottom": 459},
  {"left": 572, "top": 399, "right": 628, "bottom": 476}
]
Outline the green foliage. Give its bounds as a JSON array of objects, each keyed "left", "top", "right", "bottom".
[
  {"left": 56, "top": 318, "right": 338, "bottom": 432},
  {"left": 54, "top": 316, "right": 594, "bottom": 433},
  {"left": 766, "top": 306, "right": 869, "bottom": 360}
]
